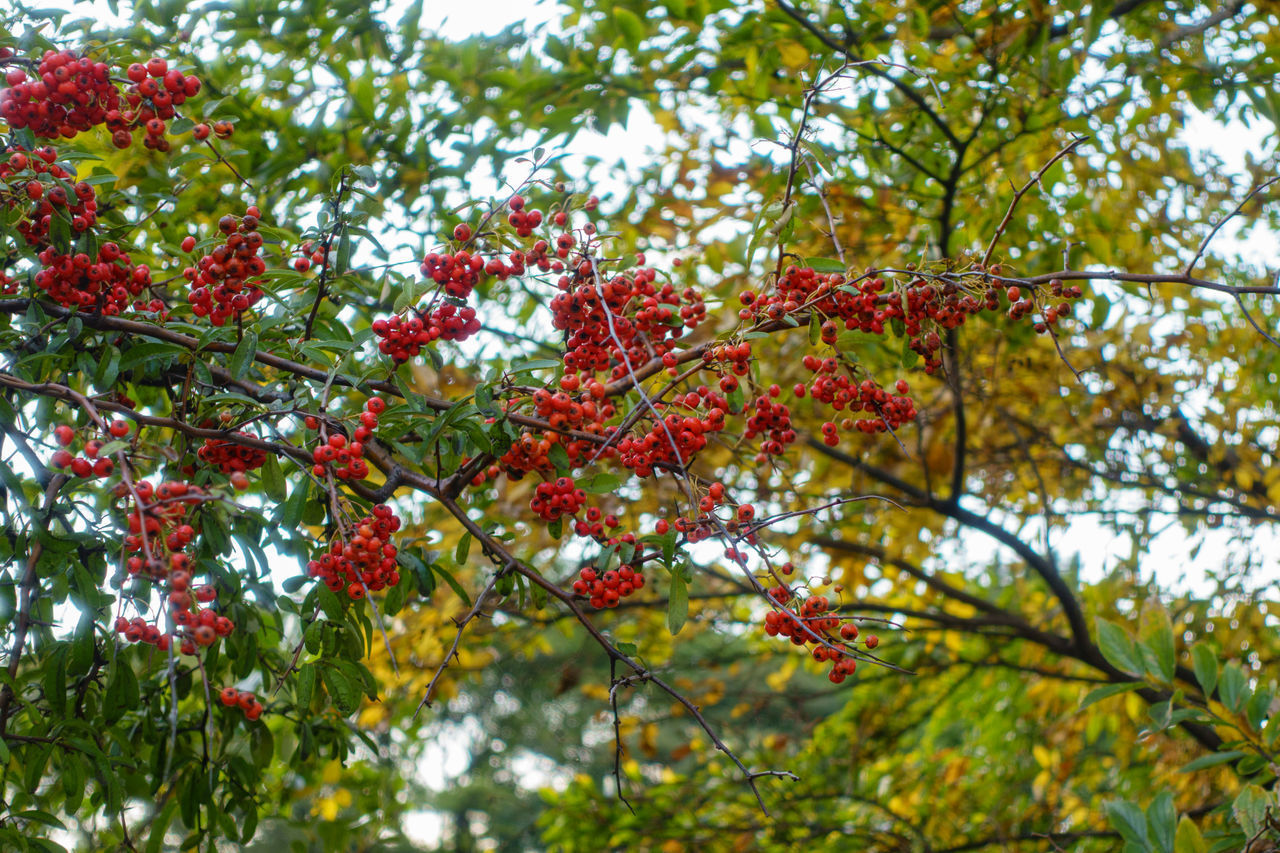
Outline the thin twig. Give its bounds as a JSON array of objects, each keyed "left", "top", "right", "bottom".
[
  {"left": 982, "top": 135, "right": 1088, "bottom": 268},
  {"left": 1185, "top": 174, "right": 1280, "bottom": 276}
]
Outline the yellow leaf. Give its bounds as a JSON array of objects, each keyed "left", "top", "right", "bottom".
[{"left": 777, "top": 40, "right": 810, "bottom": 70}]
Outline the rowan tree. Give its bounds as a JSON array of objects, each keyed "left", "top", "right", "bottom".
[{"left": 0, "top": 1, "right": 1278, "bottom": 851}]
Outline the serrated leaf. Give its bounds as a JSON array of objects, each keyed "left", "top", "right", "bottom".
[
  {"left": 321, "top": 665, "right": 358, "bottom": 715},
  {"left": 296, "top": 663, "right": 317, "bottom": 709},
  {"left": 1232, "top": 785, "right": 1269, "bottom": 836}
]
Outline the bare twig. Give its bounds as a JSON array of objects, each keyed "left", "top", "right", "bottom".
[
  {"left": 1185, "top": 174, "right": 1280, "bottom": 276},
  {"left": 982, "top": 135, "right": 1088, "bottom": 269}
]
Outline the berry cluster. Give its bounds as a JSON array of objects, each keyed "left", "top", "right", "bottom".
[
  {"left": 551, "top": 265, "right": 705, "bottom": 381},
  {"left": 530, "top": 476, "right": 586, "bottom": 521},
  {"left": 185, "top": 209, "right": 267, "bottom": 325},
  {"left": 198, "top": 431, "right": 267, "bottom": 474},
  {"left": 744, "top": 388, "right": 796, "bottom": 459},
  {"left": 572, "top": 564, "right": 645, "bottom": 609},
  {"left": 420, "top": 249, "right": 485, "bottom": 299},
  {"left": 6, "top": 146, "right": 99, "bottom": 247},
  {"left": 35, "top": 243, "right": 153, "bottom": 314},
  {"left": 614, "top": 386, "right": 728, "bottom": 478},
  {"left": 50, "top": 421, "right": 128, "bottom": 478},
  {"left": 797, "top": 357, "right": 917, "bottom": 439},
  {"left": 115, "top": 479, "right": 236, "bottom": 656},
  {"left": 0, "top": 50, "right": 119, "bottom": 140},
  {"left": 504, "top": 194, "right": 544, "bottom": 238},
  {"left": 306, "top": 504, "right": 402, "bottom": 599},
  {"left": 217, "top": 687, "right": 264, "bottom": 721},
  {"left": 308, "top": 397, "right": 383, "bottom": 480},
  {"left": 762, "top": 587, "right": 871, "bottom": 683},
  {"left": 571, "top": 505, "right": 623, "bottom": 539},
  {"left": 0, "top": 51, "right": 201, "bottom": 151},
  {"left": 117, "top": 57, "right": 201, "bottom": 151}
]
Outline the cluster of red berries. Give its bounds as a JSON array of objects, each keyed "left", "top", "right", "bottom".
[
  {"left": 0, "top": 51, "right": 201, "bottom": 151},
  {"left": 5, "top": 146, "right": 100, "bottom": 247},
  {"left": 307, "top": 397, "right": 383, "bottom": 481},
  {"left": 114, "top": 479, "right": 236, "bottom": 656},
  {"left": 50, "top": 420, "right": 129, "bottom": 478},
  {"left": 744, "top": 388, "right": 797, "bottom": 459},
  {"left": 35, "top": 243, "right": 153, "bottom": 314},
  {"left": 613, "top": 386, "right": 728, "bottom": 478},
  {"left": 796, "top": 357, "right": 917, "bottom": 439},
  {"left": 198, "top": 431, "right": 267, "bottom": 474},
  {"left": 570, "top": 505, "right": 627, "bottom": 539},
  {"left": 504, "top": 194, "right": 544, "bottom": 238},
  {"left": 530, "top": 476, "right": 587, "bottom": 521},
  {"left": 489, "top": 390, "right": 615, "bottom": 478},
  {"left": 551, "top": 265, "right": 705, "bottom": 380},
  {"left": 572, "top": 564, "right": 644, "bottom": 609},
  {"left": 371, "top": 302, "right": 484, "bottom": 359},
  {"left": 116, "top": 57, "right": 201, "bottom": 151},
  {"left": 420, "top": 249, "right": 485, "bottom": 299},
  {"left": 762, "top": 587, "right": 873, "bottom": 683},
  {"left": 0, "top": 50, "right": 120, "bottom": 139},
  {"left": 217, "top": 687, "right": 263, "bottom": 721},
  {"left": 185, "top": 208, "right": 267, "bottom": 325},
  {"left": 1009, "top": 280, "right": 1083, "bottom": 334},
  {"left": 306, "top": 504, "right": 402, "bottom": 599}
]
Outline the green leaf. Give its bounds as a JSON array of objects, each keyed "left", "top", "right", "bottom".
[
  {"left": 321, "top": 665, "right": 359, "bottom": 715},
  {"left": 1105, "top": 800, "right": 1150, "bottom": 848},
  {"left": 296, "top": 663, "right": 317, "bottom": 710},
  {"left": 1097, "top": 618, "right": 1143, "bottom": 675},
  {"left": 667, "top": 573, "right": 688, "bottom": 636},
  {"left": 803, "top": 257, "right": 846, "bottom": 274},
  {"left": 432, "top": 563, "right": 472, "bottom": 607},
  {"left": 1191, "top": 645, "right": 1218, "bottom": 698},
  {"left": 579, "top": 472, "right": 624, "bottom": 494},
  {"left": 261, "top": 453, "right": 286, "bottom": 502},
  {"left": 103, "top": 653, "right": 139, "bottom": 725},
  {"left": 279, "top": 479, "right": 310, "bottom": 528},
  {"left": 1079, "top": 681, "right": 1141, "bottom": 709},
  {"left": 229, "top": 330, "right": 257, "bottom": 381},
  {"left": 1147, "top": 792, "right": 1175, "bottom": 853},
  {"left": 1174, "top": 816, "right": 1207, "bottom": 853},
  {"left": 1179, "top": 750, "right": 1244, "bottom": 773},
  {"left": 614, "top": 8, "right": 644, "bottom": 50},
  {"left": 455, "top": 532, "right": 472, "bottom": 566},
  {"left": 317, "top": 583, "right": 344, "bottom": 622},
  {"left": 1140, "top": 607, "right": 1176, "bottom": 682},
  {"left": 1232, "top": 784, "right": 1269, "bottom": 837},
  {"left": 1218, "top": 663, "right": 1248, "bottom": 713}
]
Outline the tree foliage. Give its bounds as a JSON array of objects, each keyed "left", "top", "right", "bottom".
[{"left": 0, "top": 1, "right": 1278, "bottom": 851}]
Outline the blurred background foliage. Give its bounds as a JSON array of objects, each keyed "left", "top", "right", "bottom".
[{"left": 2, "top": 0, "right": 1279, "bottom": 850}]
